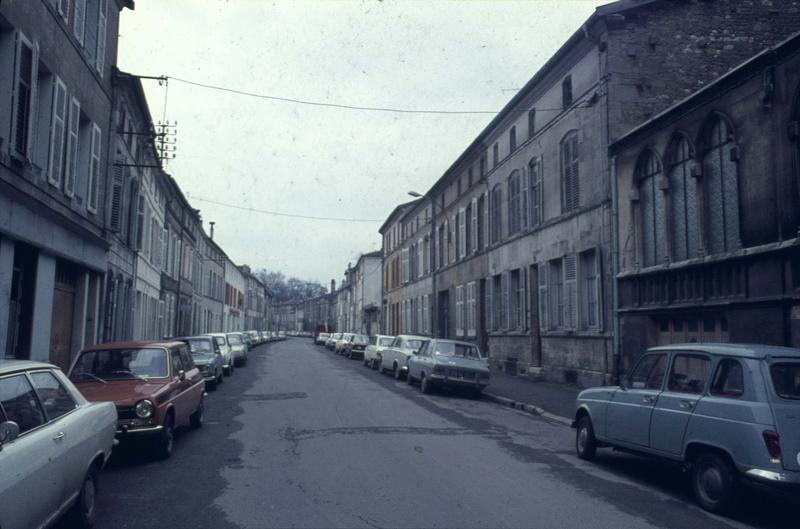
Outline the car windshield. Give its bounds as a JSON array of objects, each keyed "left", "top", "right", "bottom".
[
  {"left": 228, "top": 334, "right": 243, "bottom": 345},
  {"left": 379, "top": 337, "right": 393, "bottom": 346},
  {"left": 187, "top": 339, "right": 213, "bottom": 354},
  {"left": 770, "top": 363, "right": 800, "bottom": 400},
  {"left": 353, "top": 335, "right": 368, "bottom": 345},
  {"left": 433, "top": 342, "right": 483, "bottom": 359},
  {"left": 71, "top": 348, "right": 168, "bottom": 380},
  {"left": 403, "top": 339, "right": 426, "bottom": 350},
  {"left": 214, "top": 336, "right": 226, "bottom": 347}
]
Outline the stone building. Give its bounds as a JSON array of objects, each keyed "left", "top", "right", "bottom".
[
  {"left": 0, "top": 0, "right": 132, "bottom": 367},
  {"left": 241, "top": 264, "right": 267, "bottom": 331},
  {"left": 192, "top": 225, "right": 225, "bottom": 335},
  {"left": 380, "top": 199, "right": 421, "bottom": 335},
  {"left": 351, "top": 251, "right": 383, "bottom": 335},
  {"left": 223, "top": 255, "right": 245, "bottom": 332},
  {"left": 612, "top": 31, "right": 800, "bottom": 371}
]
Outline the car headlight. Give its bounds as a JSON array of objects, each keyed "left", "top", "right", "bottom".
[{"left": 135, "top": 399, "right": 154, "bottom": 419}]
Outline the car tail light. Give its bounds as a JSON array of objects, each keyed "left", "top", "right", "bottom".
[{"left": 762, "top": 430, "right": 781, "bottom": 459}]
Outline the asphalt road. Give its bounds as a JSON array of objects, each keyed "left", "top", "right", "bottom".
[{"left": 77, "top": 338, "right": 798, "bottom": 529}]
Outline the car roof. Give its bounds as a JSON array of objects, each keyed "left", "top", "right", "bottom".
[
  {"left": 0, "top": 359, "right": 59, "bottom": 375},
  {"left": 431, "top": 339, "right": 479, "bottom": 347},
  {"left": 175, "top": 335, "right": 212, "bottom": 341},
  {"left": 648, "top": 342, "right": 800, "bottom": 359},
  {"left": 396, "top": 335, "right": 429, "bottom": 341},
  {"left": 81, "top": 340, "right": 183, "bottom": 351}
]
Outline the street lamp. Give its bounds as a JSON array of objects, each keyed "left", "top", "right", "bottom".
[{"left": 407, "top": 190, "right": 439, "bottom": 338}]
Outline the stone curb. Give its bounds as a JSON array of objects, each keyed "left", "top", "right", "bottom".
[{"left": 483, "top": 392, "right": 574, "bottom": 427}]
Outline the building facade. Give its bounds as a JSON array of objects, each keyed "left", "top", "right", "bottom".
[
  {"left": 351, "top": 251, "right": 382, "bottom": 335},
  {"left": 612, "top": 31, "right": 800, "bottom": 372},
  {"left": 380, "top": 200, "right": 420, "bottom": 335}
]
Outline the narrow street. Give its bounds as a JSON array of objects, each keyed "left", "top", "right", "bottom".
[{"left": 85, "top": 339, "right": 796, "bottom": 529}]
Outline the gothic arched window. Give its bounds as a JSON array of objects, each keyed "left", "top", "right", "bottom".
[
  {"left": 701, "top": 115, "right": 740, "bottom": 254},
  {"left": 637, "top": 150, "right": 666, "bottom": 267},
  {"left": 667, "top": 135, "right": 700, "bottom": 261}
]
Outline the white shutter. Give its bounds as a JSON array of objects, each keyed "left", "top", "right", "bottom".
[
  {"left": 95, "top": 0, "right": 107, "bottom": 75},
  {"left": 538, "top": 264, "right": 548, "bottom": 331},
  {"left": 417, "top": 238, "right": 424, "bottom": 278},
  {"left": 64, "top": 98, "right": 80, "bottom": 196},
  {"left": 88, "top": 123, "right": 101, "bottom": 211},
  {"left": 455, "top": 285, "right": 463, "bottom": 337},
  {"left": 109, "top": 155, "right": 124, "bottom": 231},
  {"left": 471, "top": 198, "right": 478, "bottom": 253},
  {"left": 25, "top": 41, "right": 39, "bottom": 162},
  {"left": 74, "top": 0, "right": 87, "bottom": 44},
  {"left": 458, "top": 207, "right": 466, "bottom": 258},
  {"left": 521, "top": 169, "right": 529, "bottom": 229},
  {"left": 564, "top": 255, "right": 578, "bottom": 329},
  {"left": 522, "top": 267, "right": 529, "bottom": 331},
  {"left": 48, "top": 77, "right": 68, "bottom": 186},
  {"left": 483, "top": 191, "right": 490, "bottom": 248},
  {"left": 486, "top": 277, "right": 494, "bottom": 331}
]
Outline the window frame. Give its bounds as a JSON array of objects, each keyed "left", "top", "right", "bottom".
[
  {"left": 709, "top": 357, "right": 745, "bottom": 399},
  {"left": 28, "top": 369, "right": 79, "bottom": 422},
  {"left": 0, "top": 372, "right": 48, "bottom": 437},
  {"left": 666, "top": 352, "right": 712, "bottom": 395}
]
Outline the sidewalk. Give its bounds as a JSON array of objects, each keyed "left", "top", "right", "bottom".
[{"left": 483, "top": 370, "right": 580, "bottom": 426}]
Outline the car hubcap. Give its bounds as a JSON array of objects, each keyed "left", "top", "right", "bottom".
[
  {"left": 698, "top": 465, "right": 723, "bottom": 502},
  {"left": 83, "top": 476, "right": 95, "bottom": 517},
  {"left": 577, "top": 427, "right": 587, "bottom": 452}
]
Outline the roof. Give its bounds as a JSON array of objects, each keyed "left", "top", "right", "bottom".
[
  {"left": 611, "top": 30, "right": 800, "bottom": 152},
  {"left": 0, "top": 359, "right": 58, "bottom": 374},
  {"left": 648, "top": 343, "right": 800, "bottom": 359},
  {"left": 81, "top": 341, "right": 186, "bottom": 351},
  {"left": 378, "top": 198, "right": 422, "bottom": 233}
]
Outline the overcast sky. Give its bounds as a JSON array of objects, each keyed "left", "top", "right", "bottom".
[{"left": 118, "top": 0, "right": 598, "bottom": 286}]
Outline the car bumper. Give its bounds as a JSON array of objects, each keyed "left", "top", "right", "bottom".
[
  {"left": 429, "top": 374, "right": 489, "bottom": 389},
  {"left": 350, "top": 350, "right": 365, "bottom": 359},
  {"left": 745, "top": 468, "right": 800, "bottom": 485},
  {"left": 116, "top": 424, "right": 164, "bottom": 436}
]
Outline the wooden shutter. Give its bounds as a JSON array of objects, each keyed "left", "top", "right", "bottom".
[
  {"left": 95, "top": 0, "right": 107, "bottom": 75},
  {"left": 74, "top": 0, "right": 86, "bottom": 44},
  {"left": 470, "top": 197, "right": 478, "bottom": 253},
  {"left": 109, "top": 155, "right": 124, "bottom": 231},
  {"left": 486, "top": 277, "right": 494, "bottom": 331},
  {"left": 502, "top": 272, "right": 510, "bottom": 330},
  {"left": 26, "top": 41, "right": 39, "bottom": 162},
  {"left": 48, "top": 77, "right": 68, "bottom": 186},
  {"left": 88, "top": 123, "right": 101, "bottom": 211},
  {"left": 483, "top": 192, "right": 489, "bottom": 248},
  {"left": 564, "top": 255, "right": 578, "bottom": 329},
  {"left": 521, "top": 168, "right": 529, "bottom": 229},
  {"left": 538, "top": 264, "right": 548, "bottom": 331},
  {"left": 64, "top": 98, "right": 80, "bottom": 196},
  {"left": 458, "top": 208, "right": 466, "bottom": 258},
  {"left": 522, "top": 267, "right": 529, "bottom": 330}
]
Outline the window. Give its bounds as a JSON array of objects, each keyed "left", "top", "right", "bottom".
[
  {"left": 492, "top": 142, "right": 499, "bottom": 168},
  {"left": 467, "top": 167, "right": 473, "bottom": 188},
  {"left": 770, "top": 363, "right": 800, "bottom": 400},
  {"left": 11, "top": 33, "right": 36, "bottom": 158},
  {"left": 401, "top": 247, "right": 409, "bottom": 283},
  {"left": 455, "top": 285, "right": 464, "bottom": 337},
  {"left": 466, "top": 282, "right": 477, "bottom": 337},
  {"left": 109, "top": 154, "right": 125, "bottom": 231},
  {"left": 702, "top": 115, "right": 740, "bottom": 254},
  {"left": 458, "top": 208, "right": 466, "bottom": 259},
  {"left": 529, "top": 157, "right": 542, "bottom": 226},
  {"left": 480, "top": 155, "right": 487, "bottom": 177},
  {"left": 470, "top": 198, "right": 478, "bottom": 254},
  {"left": 668, "top": 354, "right": 711, "bottom": 394},
  {"left": 549, "top": 258, "right": 563, "bottom": 329},
  {"left": 94, "top": 0, "right": 107, "bottom": 75},
  {"left": 561, "top": 131, "right": 579, "bottom": 212},
  {"left": 47, "top": 77, "right": 68, "bottom": 187},
  {"left": 509, "top": 126, "right": 517, "bottom": 151},
  {"left": 628, "top": 354, "right": 667, "bottom": 390},
  {"left": 74, "top": 0, "right": 87, "bottom": 44},
  {"left": 528, "top": 108, "right": 536, "bottom": 139},
  {"left": 492, "top": 274, "right": 504, "bottom": 330},
  {"left": 510, "top": 269, "right": 526, "bottom": 330},
  {"left": 0, "top": 374, "right": 45, "bottom": 434},
  {"left": 562, "top": 75, "right": 573, "bottom": 109},
  {"left": 508, "top": 171, "right": 521, "bottom": 235},
  {"left": 87, "top": 123, "right": 101, "bottom": 212},
  {"left": 490, "top": 184, "right": 502, "bottom": 244},
  {"left": 580, "top": 249, "right": 600, "bottom": 329},
  {"left": 64, "top": 97, "right": 80, "bottom": 196},
  {"left": 171, "top": 349, "right": 184, "bottom": 375},
  {"left": 668, "top": 135, "right": 700, "bottom": 261},
  {"left": 30, "top": 371, "right": 78, "bottom": 420},
  {"left": 546, "top": 255, "right": 577, "bottom": 330},
  {"left": 710, "top": 359, "right": 744, "bottom": 398},
  {"left": 477, "top": 194, "right": 486, "bottom": 249},
  {"left": 638, "top": 150, "right": 666, "bottom": 267}
]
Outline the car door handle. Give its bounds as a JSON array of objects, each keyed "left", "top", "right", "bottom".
[
  {"left": 53, "top": 431, "right": 65, "bottom": 441},
  {"left": 679, "top": 400, "right": 694, "bottom": 410},
  {"left": 642, "top": 395, "right": 655, "bottom": 403}
]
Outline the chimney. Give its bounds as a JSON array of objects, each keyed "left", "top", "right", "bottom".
[
  {"left": 209, "top": 221, "right": 215, "bottom": 240},
  {"left": 331, "top": 279, "right": 336, "bottom": 292}
]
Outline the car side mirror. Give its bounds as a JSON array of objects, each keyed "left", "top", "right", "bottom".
[
  {"left": 178, "top": 369, "right": 186, "bottom": 381},
  {"left": 0, "top": 421, "right": 20, "bottom": 450}
]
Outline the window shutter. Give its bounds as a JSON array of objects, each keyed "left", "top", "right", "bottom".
[
  {"left": 109, "top": 155, "right": 124, "bottom": 231},
  {"left": 483, "top": 191, "right": 489, "bottom": 248},
  {"left": 502, "top": 271, "right": 510, "bottom": 330},
  {"left": 538, "top": 264, "right": 548, "bottom": 331},
  {"left": 64, "top": 98, "right": 80, "bottom": 196},
  {"left": 88, "top": 123, "right": 101, "bottom": 211},
  {"left": 521, "top": 168, "right": 529, "bottom": 229},
  {"left": 48, "top": 77, "right": 68, "bottom": 187},
  {"left": 486, "top": 277, "right": 494, "bottom": 331},
  {"left": 471, "top": 198, "right": 478, "bottom": 253},
  {"left": 95, "top": 0, "right": 107, "bottom": 75},
  {"left": 74, "top": 0, "right": 86, "bottom": 44},
  {"left": 458, "top": 207, "right": 466, "bottom": 258},
  {"left": 564, "top": 255, "right": 578, "bottom": 329}
]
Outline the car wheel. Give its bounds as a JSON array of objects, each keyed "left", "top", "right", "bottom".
[
  {"left": 420, "top": 374, "right": 433, "bottom": 394},
  {"left": 575, "top": 416, "right": 597, "bottom": 461},
  {"left": 217, "top": 371, "right": 224, "bottom": 385},
  {"left": 207, "top": 378, "right": 218, "bottom": 391},
  {"left": 406, "top": 371, "right": 415, "bottom": 385},
  {"left": 65, "top": 463, "right": 99, "bottom": 528},
  {"left": 692, "top": 452, "right": 738, "bottom": 514},
  {"left": 153, "top": 413, "right": 175, "bottom": 460},
  {"left": 393, "top": 364, "right": 403, "bottom": 380},
  {"left": 190, "top": 397, "right": 204, "bottom": 429}
]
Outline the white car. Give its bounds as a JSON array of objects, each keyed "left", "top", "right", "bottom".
[
  {"left": 226, "top": 332, "right": 249, "bottom": 366},
  {"left": 335, "top": 333, "right": 355, "bottom": 354},
  {"left": 364, "top": 335, "right": 396, "bottom": 369},
  {"left": 379, "top": 335, "right": 429, "bottom": 380},
  {"left": 316, "top": 332, "right": 330, "bottom": 345},
  {"left": 206, "top": 333, "right": 235, "bottom": 375},
  {"left": 0, "top": 360, "right": 117, "bottom": 529},
  {"left": 326, "top": 333, "right": 342, "bottom": 350}
]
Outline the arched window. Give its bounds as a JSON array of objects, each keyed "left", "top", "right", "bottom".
[
  {"left": 637, "top": 150, "right": 666, "bottom": 267},
  {"left": 561, "top": 131, "right": 579, "bottom": 212},
  {"left": 508, "top": 170, "right": 521, "bottom": 235},
  {"left": 667, "top": 135, "right": 700, "bottom": 261},
  {"left": 701, "top": 115, "right": 740, "bottom": 254}
]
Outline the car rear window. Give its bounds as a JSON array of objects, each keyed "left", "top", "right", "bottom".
[
  {"left": 770, "top": 363, "right": 800, "bottom": 400},
  {"left": 379, "top": 338, "right": 394, "bottom": 347},
  {"left": 227, "top": 334, "right": 242, "bottom": 345},
  {"left": 433, "top": 342, "right": 482, "bottom": 359},
  {"left": 709, "top": 358, "right": 744, "bottom": 398},
  {"left": 187, "top": 339, "right": 213, "bottom": 354},
  {"left": 353, "top": 335, "right": 369, "bottom": 345}
]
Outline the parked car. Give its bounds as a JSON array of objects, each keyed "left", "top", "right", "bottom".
[
  {"left": 175, "top": 335, "right": 225, "bottom": 391},
  {"left": 335, "top": 333, "right": 355, "bottom": 354},
  {"left": 573, "top": 343, "right": 800, "bottom": 514},
  {"left": 326, "top": 333, "right": 342, "bottom": 350},
  {"left": 407, "top": 339, "right": 490, "bottom": 396},
  {"left": 69, "top": 341, "right": 206, "bottom": 460},
  {"left": 206, "top": 333, "right": 235, "bottom": 375},
  {"left": 0, "top": 360, "right": 117, "bottom": 529},
  {"left": 226, "top": 332, "right": 249, "bottom": 366},
  {"left": 379, "top": 335, "right": 429, "bottom": 379},
  {"left": 316, "top": 332, "right": 330, "bottom": 346},
  {"left": 241, "top": 332, "right": 253, "bottom": 351},
  {"left": 344, "top": 334, "right": 370, "bottom": 360},
  {"left": 364, "top": 334, "right": 395, "bottom": 369}
]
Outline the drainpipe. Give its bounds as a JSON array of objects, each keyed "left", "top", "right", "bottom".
[{"left": 610, "top": 154, "right": 621, "bottom": 384}]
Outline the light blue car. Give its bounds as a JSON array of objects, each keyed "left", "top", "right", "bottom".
[
  {"left": 407, "top": 339, "right": 490, "bottom": 397},
  {"left": 573, "top": 343, "right": 800, "bottom": 514}
]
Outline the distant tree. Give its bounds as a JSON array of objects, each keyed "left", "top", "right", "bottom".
[{"left": 256, "top": 269, "right": 327, "bottom": 303}]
